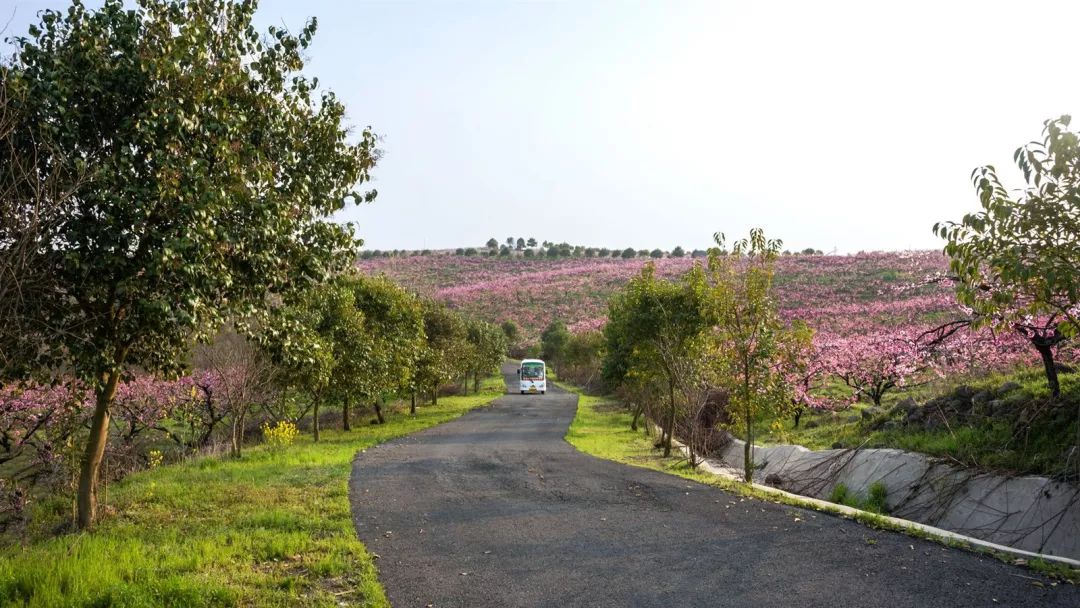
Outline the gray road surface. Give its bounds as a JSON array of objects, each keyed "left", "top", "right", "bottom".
[{"left": 349, "top": 363, "right": 1078, "bottom": 607}]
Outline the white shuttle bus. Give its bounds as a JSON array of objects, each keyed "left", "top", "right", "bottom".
[{"left": 517, "top": 359, "right": 547, "bottom": 395}]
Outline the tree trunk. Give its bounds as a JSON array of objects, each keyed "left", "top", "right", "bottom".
[
  {"left": 343, "top": 397, "right": 351, "bottom": 431},
  {"left": 1034, "top": 339, "right": 1061, "bottom": 398},
  {"left": 373, "top": 396, "right": 385, "bottom": 424},
  {"left": 473, "top": 372, "right": 480, "bottom": 394},
  {"left": 793, "top": 407, "right": 803, "bottom": 429},
  {"left": 410, "top": 392, "right": 416, "bottom": 415},
  {"left": 663, "top": 379, "right": 676, "bottom": 457},
  {"left": 431, "top": 387, "right": 438, "bottom": 406},
  {"left": 230, "top": 408, "right": 245, "bottom": 458},
  {"left": 743, "top": 371, "right": 754, "bottom": 483},
  {"left": 630, "top": 402, "right": 643, "bottom": 432},
  {"left": 313, "top": 401, "right": 320, "bottom": 442},
  {"left": 743, "top": 413, "right": 753, "bottom": 482},
  {"left": 77, "top": 370, "right": 120, "bottom": 529}
]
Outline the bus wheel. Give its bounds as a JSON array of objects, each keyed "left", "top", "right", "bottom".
[
  {"left": 520, "top": 391, "right": 525, "bottom": 395},
  {"left": 541, "top": 390, "right": 546, "bottom": 395}
]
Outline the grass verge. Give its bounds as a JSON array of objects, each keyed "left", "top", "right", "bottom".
[
  {"left": 560, "top": 382, "right": 1080, "bottom": 584},
  {"left": 0, "top": 375, "right": 505, "bottom": 608}
]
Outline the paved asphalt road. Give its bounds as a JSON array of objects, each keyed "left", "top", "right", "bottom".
[{"left": 350, "top": 363, "right": 1079, "bottom": 608}]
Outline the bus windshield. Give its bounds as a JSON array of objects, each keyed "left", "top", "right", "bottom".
[{"left": 521, "top": 362, "right": 545, "bottom": 380}]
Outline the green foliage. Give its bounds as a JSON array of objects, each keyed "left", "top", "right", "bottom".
[
  {"left": 463, "top": 319, "right": 509, "bottom": 391},
  {"left": 671, "top": 246, "right": 685, "bottom": 258},
  {"left": 500, "top": 320, "right": 520, "bottom": 343},
  {"left": 649, "top": 249, "right": 664, "bottom": 259},
  {"left": 540, "top": 320, "right": 571, "bottom": 369},
  {"left": 0, "top": 0, "right": 378, "bottom": 525},
  {"left": 936, "top": 116, "right": 1080, "bottom": 396},
  {"left": 1, "top": 0, "right": 376, "bottom": 384},
  {"left": 602, "top": 262, "right": 711, "bottom": 456},
  {"left": 620, "top": 248, "right": 636, "bottom": 259},
  {"left": 560, "top": 331, "right": 606, "bottom": 387},
  {"left": 829, "top": 481, "right": 889, "bottom": 514},
  {"left": 705, "top": 229, "right": 802, "bottom": 482},
  {"left": 936, "top": 115, "right": 1080, "bottom": 337},
  {"left": 413, "top": 300, "right": 469, "bottom": 402}
]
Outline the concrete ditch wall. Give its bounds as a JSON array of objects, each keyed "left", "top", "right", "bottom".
[{"left": 712, "top": 438, "right": 1080, "bottom": 560}]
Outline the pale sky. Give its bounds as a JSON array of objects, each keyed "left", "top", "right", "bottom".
[{"left": 5, "top": 0, "right": 1079, "bottom": 253}]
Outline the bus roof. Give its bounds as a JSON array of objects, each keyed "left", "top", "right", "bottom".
[{"left": 520, "top": 359, "right": 545, "bottom": 365}]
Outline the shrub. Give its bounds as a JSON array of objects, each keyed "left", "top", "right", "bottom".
[
  {"left": 865, "top": 481, "right": 888, "bottom": 514},
  {"left": 262, "top": 421, "right": 299, "bottom": 450},
  {"left": 829, "top": 483, "right": 852, "bottom": 506},
  {"left": 828, "top": 481, "right": 888, "bottom": 514}
]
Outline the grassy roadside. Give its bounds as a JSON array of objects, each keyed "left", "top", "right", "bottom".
[
  {"left": 0, "top": 375, "right": 505, "bottom": 608},
  {"left": 560, "top": 382, "right": 1080, "bottom": 584}
]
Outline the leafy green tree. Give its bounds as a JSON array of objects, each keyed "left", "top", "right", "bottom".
[
  {"left": 523, "top": 248, "right": 535, "bottom": 258},
  {"left": 603, "top": 263, "right": 710, "bottom": 456},
  {"left": 0, "top": 0, "right": 376, "bottom": 528},
  {"left": 705, "top": 230, "right": 797, "bottom": 482},
  {"left": 621, "top": 248, "right": 637, "bottom": 259},
  {"left": 499, "top": 244, "right": 511, "bottom": 256},
  {"left": 935, "top": 116, "right": 1080, "bottom": 397},
  {"left": 545, "top": 247, "right": 559, "bottom": 258},
  {"left": 501, "top": 320, "right": 520, "bottom": 343},
  {"left": 527, "top": 237, "right": 537, "bottom": 247},
  {"left": 650, "top": 249, "right": 664, "bottom": 259},
  {"left": 486, "top": 238, "right": 499, "bottom": 249},
  {"left": 540, "top": 320, "right": 571, "bottom": 372},
  {"left": 598, "top": 248, "right": 611, "bottom": 257},
  {"left": 264, "top": 282, "right": 352, "bottom": 443},
  {"left": 561, "top": 331, "right": 605, "bottom": 386},
  {"left": 464, "top": 247, "right": 478, "bottom": 256},
  {"left": 516, "top": 237, "right": 526, "bottom": 250},
  {"left": 464, "top": 320, "right": 508, "bottom": 392},
  {"left": 506, "top": 237, "right": 514, "bottom": 247},
  {"left": 343, "top": 275, "right": 424, "bottom": 424},
  {"left": 413, "top": 301, "right": 468, "bottom": 408},
  {"left": 671, "top": 246, "right": 685, "bottom": 258}
]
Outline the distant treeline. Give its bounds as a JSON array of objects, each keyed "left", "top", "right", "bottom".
[{"left": 359, "top": 238, "right": 825, "bottom": 260}]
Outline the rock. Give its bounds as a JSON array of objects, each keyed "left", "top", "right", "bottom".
[
  {"left": 953, "top": 385, "right": 976, "bottom": 400},
  {"left": 764, "top": 473, "right": 785, "bottom": 487},
  {"left": 893, "top": 398, "right": 918, "bottom": 415},
  {"left": 997, "top": 381, "right": 1021, "bottom": 395},
  {"left": 804, "top": 420, "right": 819, "bottom": 429},
  {"left": 831, "top": 441, "right": 845, "bottom": 450},
  {"left": 972, "top": 390, "right": 993, "bottom": 405},
  {"left": 973, "top": 398, "right": 1001, "bottom": 418}
]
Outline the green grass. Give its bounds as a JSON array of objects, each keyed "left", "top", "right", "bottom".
[
  {"left": 829, "top": 481, "right": 888, "bottom": 514},
  {"left": 0, "top": 375, "right": 505, "bottom": 608}
]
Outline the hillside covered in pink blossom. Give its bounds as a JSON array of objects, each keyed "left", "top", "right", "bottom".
[{"left": 358, "top": 251, "right": 955, "bottom": 340}]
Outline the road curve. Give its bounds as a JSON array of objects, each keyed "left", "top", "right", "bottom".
[{"left": 349, "top": 363, "right": 1078, "bottom": 608}]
